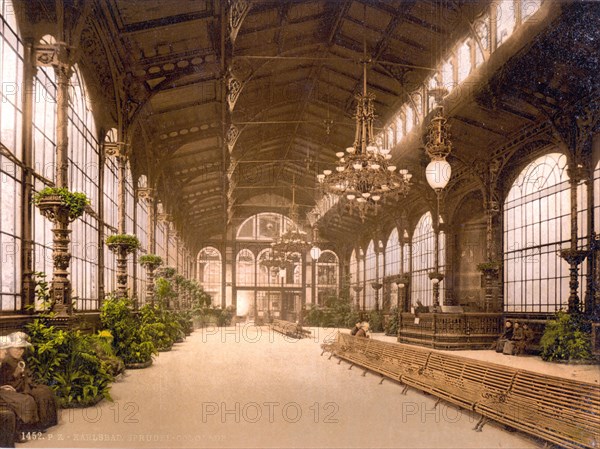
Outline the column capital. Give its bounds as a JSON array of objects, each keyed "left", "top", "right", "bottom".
[
  {"left": 104, "top": 141, "right": 129, "bottom": 160},
  {"left": 158, "top": 212, "right": 172, "bottom": 224},
  {"left": 33, "top": 42, "right": 73, "bottom": 75},
  {"left": 137, "top": 187, "right": 156, "bottom": 204}
]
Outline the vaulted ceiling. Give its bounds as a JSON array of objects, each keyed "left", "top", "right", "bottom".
[{"left": 20, "top": 0, "right": 600, "bottom": 251}]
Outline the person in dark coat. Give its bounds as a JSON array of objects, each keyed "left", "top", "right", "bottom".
[
  {"left": 356, "top": 322, "right": 370, "bottom": 338},
  {"left": 350, "top": 322, "right": 362, "bottom": 336},
  {"left": 0, "top": 333, "right": 58, "bottom": 431},
  {"left": 492, "top": 320, "right": 513, "bottom": 352}
]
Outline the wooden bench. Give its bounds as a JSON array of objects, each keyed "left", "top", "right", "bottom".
[
  {"left": 271, "top": 319, "right": 311, "bottom": 339},
  {"left": 324, "top": 332, "right": 600, "bottom": 449},
  {"left": 475, "top": 370, "right": 600, "bottom": 449},
  {"left": 402, "top": 352, "right": 518, "bottom": 412}
]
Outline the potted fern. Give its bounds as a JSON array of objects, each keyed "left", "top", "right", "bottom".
[
  {"left": 33, "top": 186, "right": 90, "bottom": 222},
  {"left": 105, "top": 234, "right": 141, "bottom": 254},
  {"left": 139, "top": 254, "right": 163, "bottom": 271}
]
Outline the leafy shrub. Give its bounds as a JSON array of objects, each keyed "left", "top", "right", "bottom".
[
  {"left": 139, "top": 254, "right": 163, "bottom": 268},
  {"left": 26, "top": 320, "right": 114, "bottom": 407},
  {"left": 139, "top": 303, "right": 183, "bottom": 350},
  {"left": 105, "top": 234, "right": 141, "bottom": 252},
  {"left": 100, "top": 296, "right": 157, "bottom": 364},
  {"left": 369, "top": 310, "right": 384, "bottom": 332},
  {"left": 385, "top": 307, "right": 399, "bottom": 336},
  {"left": 540, "top": 311, "right": 592, "bottom": 362},
  {"left": 33, "top": 187, "right": 90, "bottom": 220}
]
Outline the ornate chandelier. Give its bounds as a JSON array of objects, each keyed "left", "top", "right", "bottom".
[
  {"left": 317, "top": 56, "right": 412, "bottom": 220},
  {"left": 267, "top": 178, "right": 310, "bottom": 268}
]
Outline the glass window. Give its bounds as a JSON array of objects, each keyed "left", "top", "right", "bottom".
[
  {"left": 0, "top": 0, "right": 23, "bottom": 312},
  {"left": 236, "top": 248, "right": 255, "bottom": 286},
  {"left": 387, "top": 126, "right": 395, "bottom": 148},
  {"left": 405, "top": 106, "right": 414, "bottom": 134},
  {"left": 496, "top": 1, "right": 516, "bottom": 47},
  {"left": 198, "top": 247, "right": 221, "bottom": 306},
  {"left": 68, "top": 66, "right": 100, "bottom": 311},
  {"left": 522, "top": 0, "right": 542, "bottom": 21},
  {"left": 365, "top": 240, "right": 376, "bottom": 309},
  {"left": 395, "top": 115, "right": 404, "bottom": 142},
  {"left": 442, "top": 59, "right": 455, "bottom": 93},
  {"left": 503, "top": 153, "right": 586, "bottom": 312},
  {"left": 475, "top": 17, "right": 490, "bottom": 67},
  {"left": 411, "top": 212, "right": 445, "bottom": 307},
  {"left": 385, "top": 228, "right": 400, "bottom": 277},
  {"left": 457, "top": 40, "right": 472, "bottom": 83}
]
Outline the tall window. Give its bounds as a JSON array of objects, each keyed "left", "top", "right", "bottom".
[
  {"left": 0, "top": 0, "right": 23, "bottom": 311},
  {"left": 385, "top": 228, "right": 400, "bottom": 278},
  {"left": 68, "top": 66, "right": 99, "bottom": 311},
  {"left": 457, "top": 40, "right": 472, "bottom": 83},
  {"left": 198, "top": 247, "right": 221, "bottom": 306},
  {"left": 411, "top": 212, "right": 445, "bottom": 307},
  {"left": 236, "top": 248, "right": 255, "bottom": 286},
  {"left": 504, "top": 152, "right": 586, "bottom": 312},
  {"left": 364, "top": 240, "right": 376, "bottom": 309},
  {"left": 316, "top": 250, "right": 338, "bottom": 304},
  {"left": 496, "top": 1, "right": 516, "bottom": 47}
]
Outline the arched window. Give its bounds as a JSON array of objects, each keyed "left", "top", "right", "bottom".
[
  {"left": 257, "top": 248, "right": 277, "bottom": 286},
  {"left": 387, "top": 125, "right": 395, "bottom": 148},
  {"left": 395, "top": 115, "right": 404, "bottom": 142},
  {"left": 442, "top": 58, "right": 455, "bottom": 93},
  {"left": 134, "top": 175, "right": 148, "bottom": 303},
  {"left": 0, "top": 0, "right": 23, "bottom": 311},
  {"left": 236, "top": 212, "right": 298, "bottom": 241},
  {"left": 405, "top": 106, "right": 414, "bottom": 134},
  {"left": 198, "top": 247, "right": 221, "bottom": 306},
  {"left": 365, "top": 240, "right": 376, "bottom": 309},
  {"left": 236, "top": 249, "right": 255, "bottom": 286},
  {"left": 457, "top": 40, "right": 472, "bottom": 83},
  {"left": 411, "top": 212, "right": 445, "bottom": 307},
  {"left": 504, "top": 152, "right": 586, "bottom": 312},
  {"left": 68, "top": 65, "right": 100, "bottom": 311},
  {"left": 349, "top": 249, "right": 358, "bottom": 285},
  {"left": 317, "top": 250, "right": 338, "bottom": 304},
  {"left": 385, "top": 228, "right": 400, "bottom": 277},
  {"left": 475, "top": 16, "right": 489, "bottom": 67}
]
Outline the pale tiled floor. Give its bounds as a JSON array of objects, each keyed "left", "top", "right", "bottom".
[{"left": 21, "top": 325, "right": 594, "bottom": 449}]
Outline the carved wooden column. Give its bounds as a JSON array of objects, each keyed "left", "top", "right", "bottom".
[
  {"left": 139, "top": 188, "right": 157, "bottom": 303},
  {"left": 372, "top": 240, "right": 383, "bottom": 311},
  {"left": 34, "top": 42, "right": 74, "bottom": 317}
]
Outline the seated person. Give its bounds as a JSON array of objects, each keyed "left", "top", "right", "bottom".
[
  {"left": 0, "top": 335, "right": 17, "bottom": 447},
  {"left": 510, "top": 322, "right": 524, "bottom": 355},
  {"left": 350, "top": 322, "right": 362, "bottom": 336},
  {"left": 0, "top": 332, "right": 58, "bottom": 431},
  {"left": 492, "top": 320, "right": 513, "bottom": 352},
  {"left": 356, "top": 322, "right": 370, "bottom": 338},
  {"left": 514, "top": 323, "right": 534, "bottom": 355}
]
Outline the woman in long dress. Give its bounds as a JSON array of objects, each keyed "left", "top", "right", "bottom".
[{"left": 0, "top": 333, "right": 58, "bottom": 430}]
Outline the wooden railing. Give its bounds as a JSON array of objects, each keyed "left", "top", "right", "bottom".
[{"left": 398, "top": 312, "right": 503, "bottom": 349}]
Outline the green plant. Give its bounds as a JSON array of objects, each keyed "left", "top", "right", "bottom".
[
  {"left": 25, "top": 320, "right": 114, "bottom": 407},
  {"left": 159, "top": 266, "right": 177, "bottom": 278},
  {"left": 139, "top": 254, "right": 163, "bottom": 268},
  {"left": 100, "top": 296, "right": 157, "bottom": 364},
  {"left": 33, "top": 187, "right": 90, "bottom": 220},
  {"left": 385, "top": 307, "right": 399, "bottom": 336},
  {"left": 540, "top": 311, "right": 592, "bottom": 362},
  {"left": 369, "top": 309, "right": 384, "bottom": 332},
  {"left": 155, "top": 277, "right": 176, "bottom": 305},
  {"left": 105, "top": 234, "right": 141, "bottom": 252},
  {"left": 139, "top": 303, "right": 183, "bottom": 350}
]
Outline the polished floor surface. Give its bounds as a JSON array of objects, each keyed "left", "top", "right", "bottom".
[{"left": 22, "top": 325, "right": 549, "bottom": 448}]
